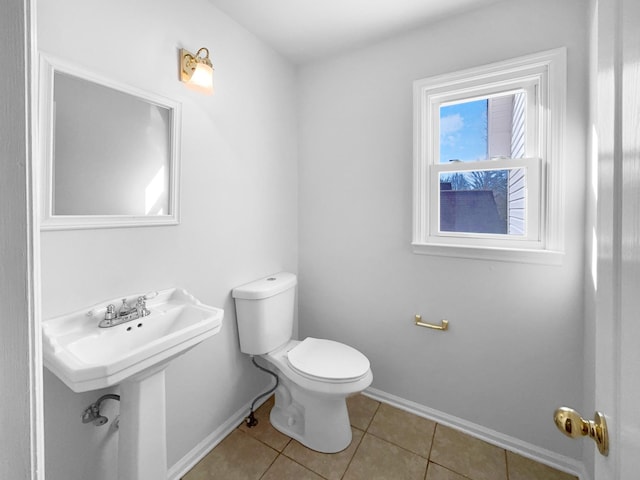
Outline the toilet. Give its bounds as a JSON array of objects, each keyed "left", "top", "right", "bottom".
[{"left": 232, "top": 272, "right": 373, "bottom": 453}]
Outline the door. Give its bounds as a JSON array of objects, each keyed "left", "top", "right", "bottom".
[{"left": 594, "top": 0, "right": 640, "bottom": 478}]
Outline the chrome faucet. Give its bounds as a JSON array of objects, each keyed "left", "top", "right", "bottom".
[{"left": 98, "top": 296, "right": 151, "bottom": 328}]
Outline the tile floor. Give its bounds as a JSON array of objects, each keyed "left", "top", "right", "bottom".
[{"left": 183, "top": 394, "right": 578, "bottom": 480}]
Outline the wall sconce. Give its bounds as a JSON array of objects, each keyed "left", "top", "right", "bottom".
[{"left": 180, "top": 47, "right": 214, "bottom": 95}]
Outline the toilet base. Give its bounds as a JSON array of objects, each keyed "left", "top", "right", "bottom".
[
  {"left": 256, "top": 340, "right": 372, "bottom": 453},
  {"left": 269, "top": 382, "right": 353, "bottom": 453}
]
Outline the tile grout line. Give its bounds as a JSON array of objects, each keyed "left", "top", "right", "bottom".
[
  {"left": 364, "top": 428, "right": 433, "bottom": 460},
  {"left": 337, "top": 427, "right": 367, "bottom": 480},
  {"left": 363, "top": 399, "right": 381, "bottom": 431},
  {"left": 281, "top": 452, "right": 332, "bottom": 480},
  {"left": 427, "top": 459, "right": 477, "bottom": 480},
  {"left": 339, "top": 399, "right": 381, "bottom": 479},
  {"left": 253, "top": 430, "right": 282, "bottom": 480},
  {"left": 423, "top": 422, "right": 439, "bottom": 480},
  {"left": 360, "top": 402, "right": 435, "bottom": 461},
  {"left": 504, "top": 449, "right": 509, "bottom": 480}
]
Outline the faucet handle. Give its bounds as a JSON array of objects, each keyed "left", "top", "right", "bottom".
[
  {"left": 105, "top": 304, "right": 117, "bottom": 320},
  {"left": 136, "top": 297, "right": 151, "bottom": 317}
]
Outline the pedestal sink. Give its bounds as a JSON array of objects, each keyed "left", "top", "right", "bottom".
[{"left": 42, "top": 288, "right": 224, "bottom": 480}]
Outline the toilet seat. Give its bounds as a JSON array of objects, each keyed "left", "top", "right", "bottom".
[{"left": 287, "top": 337, "right": 370, "bottom": 383}]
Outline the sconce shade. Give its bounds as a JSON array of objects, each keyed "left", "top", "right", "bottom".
[
  {"left": 180, "top": 47, "right": 214, "bottom": 95},
  {"left": 188, "top": 63, "right": 213, "bottom": 94}
]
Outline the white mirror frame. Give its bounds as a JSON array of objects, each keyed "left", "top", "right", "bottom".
[{"left": 39, "top": 54, "right": 182, "bottom": 230}]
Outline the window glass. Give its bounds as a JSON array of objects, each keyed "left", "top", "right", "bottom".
[
  {"left": 439, "top": 91, "right": 526, "bottom": 163},
  {"left": 439, "top": 168, "right": 526, "bottom": 235},
  {"left": 440, "top": 99, "right": 488, "bottom": 162}
]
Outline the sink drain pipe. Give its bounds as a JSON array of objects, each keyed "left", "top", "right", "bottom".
[
  {"left": 82, "top": 394, "right": 120, "bottom": 426},
  {"left": 245, "top": 357, "right": 279, "bottom": 428}
]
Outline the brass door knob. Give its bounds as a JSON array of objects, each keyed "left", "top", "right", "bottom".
[{"left": 553, "top": 407, "right": 609, "bottom": 456}]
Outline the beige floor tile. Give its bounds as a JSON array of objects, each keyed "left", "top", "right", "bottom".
[
  {"left": 238, "top": 396, "right": 291, "bottom": 451},
  {"left": 182, "top": 429, "right": 277, "bottom": 480},
  {"left": 261, "top": 455, "right": 324, "bottom": 480},
  {"left": 506, "top": 451, "right": 578, "bottom": 480},
  {"left": 426, "top": 462, "right": 468, "bottom": 480},
  {"left": 184, "top": 398, "right": 572, "bottom": 480},
  {"left": 343, "top": 433, "right": 428, "bottom": 480},
  {"left": 283, "top": 427, "right": 364, "bottom": 480},
  {"left": 346, "top": 393, "right": 380, "bottom": 431},
  {"left": 430, "top": 425, "right": 507, "bottom": 480},
  {"left": 367, "top": 402, "right": 436, "bottom": 457}
]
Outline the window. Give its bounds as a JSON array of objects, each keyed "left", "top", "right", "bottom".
[{"left": 412, "top": 49, "right": 566, "bottom": 263}]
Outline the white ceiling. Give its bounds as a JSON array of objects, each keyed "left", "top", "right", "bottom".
[{"left": 208, "top": 0, "right": 506, "bottom": 64}]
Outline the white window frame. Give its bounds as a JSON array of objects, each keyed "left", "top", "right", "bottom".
[{"left": 412, "top": 48, "right": 566, "bottom": 264}]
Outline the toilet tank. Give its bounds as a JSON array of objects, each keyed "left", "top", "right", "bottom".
[{"left": 232, "top": 272, "right": 297, "bottom": 355}]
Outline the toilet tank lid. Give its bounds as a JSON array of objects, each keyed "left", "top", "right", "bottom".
[{"left": 232, "top": 272, "right": 297, "bottom": 300}]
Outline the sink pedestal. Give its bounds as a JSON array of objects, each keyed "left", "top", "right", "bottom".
[
  {"left": 118, "top": 364, "right": 169, "bottom": 480},
  {"left": 41, "top": 288, "right": 224, "bottom": 479}
]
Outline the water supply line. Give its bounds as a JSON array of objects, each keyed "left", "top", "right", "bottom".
[
  {"left": 245, "top": 356, "right": 279, "bottom": 428},
  {"left": 82, "top": 394, "right": 120, "bottom": 427}
]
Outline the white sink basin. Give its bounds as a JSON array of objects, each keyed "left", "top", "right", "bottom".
[{"left": 43, "top": 288, "right": 223, "bottom": 392}]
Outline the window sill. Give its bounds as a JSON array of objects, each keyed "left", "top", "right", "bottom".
[{"left": 412, "top": 242, "right": 564, "bottom": 265}]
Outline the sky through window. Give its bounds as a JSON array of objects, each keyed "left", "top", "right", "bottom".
[{"left": 439, "top": 99, "right": 488, "bottom": 163}]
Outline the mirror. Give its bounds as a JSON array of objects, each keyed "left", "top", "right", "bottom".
[{"left": 39, "top": 55, "right": 181, "bottom": 230}]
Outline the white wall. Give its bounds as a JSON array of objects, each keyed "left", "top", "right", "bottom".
[
  {"left": 37, "top": 1, "right": 297, "bottom": 479},
  {"left": 298, "top": 0, "right": 588, "bottom": 461}
]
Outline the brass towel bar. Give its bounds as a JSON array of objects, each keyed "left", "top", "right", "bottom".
[{"left": 414, "top": 315, "right": 449, "bottom": 331}]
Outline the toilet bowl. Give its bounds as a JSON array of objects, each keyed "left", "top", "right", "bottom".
[
  {"left": 263, "top": 338, "right": 372, "bottom": 452},
  {"left": 232, "top": 273, "right": 373, "bottom": 453}
]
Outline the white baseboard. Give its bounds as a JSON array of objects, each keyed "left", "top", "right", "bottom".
[
  {"left": 167, "top": 396, "right": 267, "bottom": 480},
  {"left": 363, "top": 387, "right": 589, "bottom": 480}
]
